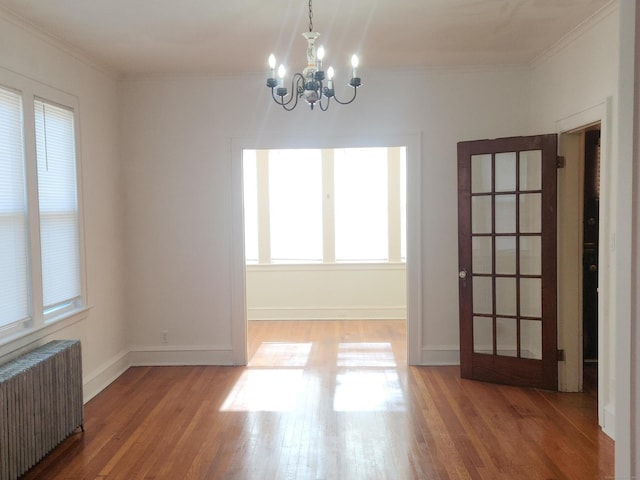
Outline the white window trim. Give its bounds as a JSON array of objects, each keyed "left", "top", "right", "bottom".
[
  {"left": 0, "top": 66, "right": 88, "bottom": 348},
  {"left": 0, "top": 306, "right": 91, "bottom": 358},
  {"left": 246, "top": 261, "right": 407, "bottom": 274}
]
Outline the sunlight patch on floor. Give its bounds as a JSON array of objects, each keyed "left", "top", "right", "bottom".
[
  {"left": 220, "top": 369, "right": 305, "bottom": 412},
  {"left": 248, "top": 342, "right": 312, "bottom": 367},
  {"left": 333, "top": 369, "right": 406, "bottom": 412},
  {"left": 221, "top": 340, "right": 406, "bottom": 412},
  {"left": 337, "top": 342, "right": 397, "bottom": 367}
]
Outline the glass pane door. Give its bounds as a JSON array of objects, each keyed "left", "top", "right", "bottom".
[
  {"left": 470, "top": 150, "right": 543, "bottom": 360},
  {"left": 458, "top": 134, "right": 557, "bottom": 390}
]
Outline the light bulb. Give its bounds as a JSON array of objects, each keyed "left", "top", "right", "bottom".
[
  {"left": 268, "top": 54, "right": 276, "bottom": 78},
  {"left": 351, "top": 54, "right": 359, "bottom": 78},
  {"left": 316, "top": 46, "right": 325, "bottom": 70},
  {"left": 278, "top": 64, "right": 286, "bottom": 87},
  {"left": 327, "top": 66, "right": 334, "bottom": 89}
]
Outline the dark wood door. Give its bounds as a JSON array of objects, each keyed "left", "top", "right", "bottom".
[{"left": 457, "top": 134, "right": 558, "bottom": 390}]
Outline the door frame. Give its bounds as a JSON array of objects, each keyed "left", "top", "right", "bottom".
[
  {"left": 229, "top": 133, "right": 423, "bottom": 366},
  {"left": 555, "top": 98, "right": 612, "bottom": 431}
]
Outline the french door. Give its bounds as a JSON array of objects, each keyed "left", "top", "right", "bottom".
[{"left": 457, "top": 134, "right": 558, "bottom": 390}]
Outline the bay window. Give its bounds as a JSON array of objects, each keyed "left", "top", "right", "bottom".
[{"left": 243, "top": 146, "right": 406, "bottom": 264}]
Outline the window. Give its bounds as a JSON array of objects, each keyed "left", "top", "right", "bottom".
[
  {"left": 0, "top": 81, "right": 84, "bottom": 342},
  {"left": 0, "top": 87, "right": 29, "bottom": 330},
  {"left": 35, "top": 99, "right": 82, "bottom": 317},
  {"left": 242, "top": 146, "right": 406, "bottom": 264},
  {"left": 268, "top": 149, "right": 323, "bottom": 263},
  {"left": 334, "top": 148, "right": 388, "bottom": 261}
]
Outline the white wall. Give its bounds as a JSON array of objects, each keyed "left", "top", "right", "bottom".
[
  {"left": 633, "top": 6, "right": 640, "bottom": 473},
  {"left": 120, "top": 66, "right": 530, "bottom": 366},
  {"left": 0, "top": 12, "right": 128, "bottom": 400},
  {"left": 615, "top": 0, "right": 639, "bottom": 475},
  {"left": 246, "top": 264, "right": 406, "bottom": 321},
  {"left": 632, "top": 9, "right": 640, "bottom": 473},
  {"left": 529, "top": 2, "right": 619, "bottom": 436}
]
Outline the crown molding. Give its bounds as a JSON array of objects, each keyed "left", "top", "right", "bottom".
[
  {"left": 530, "top": 0, "right": 618, "bottom": 69},
  {"left": 0, "top": 5, "right": 121, "bottom": 80}
]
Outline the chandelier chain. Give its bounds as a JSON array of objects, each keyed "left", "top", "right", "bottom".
[{"left": 308, "top": 0, "right": 313, "bottom": 32}]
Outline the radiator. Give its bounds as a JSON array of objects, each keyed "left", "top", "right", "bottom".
[{"left": 0, "top": 340, "right": 83, "bottom": 480}]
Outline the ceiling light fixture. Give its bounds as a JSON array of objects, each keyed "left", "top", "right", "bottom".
[{"left": 266, "top": 0, "right": 362, "bottom": 111}]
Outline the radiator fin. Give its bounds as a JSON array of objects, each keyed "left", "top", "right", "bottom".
[{"left": 0, "top": 340, "right": 83, "bottom": 479}]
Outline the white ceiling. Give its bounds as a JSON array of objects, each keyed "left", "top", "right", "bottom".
[{"left": 1, "top": 0, "right": 610, "bottom": 77}]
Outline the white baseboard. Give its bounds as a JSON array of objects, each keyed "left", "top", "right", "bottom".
[
  {"left": 83, "top": 349, "right": 131, "bottom": 403},
  {"left": 128, "top": 345, "right": 235, "bottom": 366},
  {"left": 81, "top": 345, "right": 237, "bottom": 403},
  {"left": 247, "top": 306, "right": 406, "bottom": 321},
  {"left": 420, "top": 346, "right": 460, "bottom": 365}
]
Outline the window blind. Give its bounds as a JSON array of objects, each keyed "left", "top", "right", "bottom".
[
  {"left": 0, "top": 87, "right": 29, "bottom": 328},
  {"left": 34, "top": 99, "right": 81, "bottom": 314}
]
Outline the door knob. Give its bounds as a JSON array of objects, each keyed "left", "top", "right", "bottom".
[{"left": 459, "top": 270, "right": 467, "bottom": 279}]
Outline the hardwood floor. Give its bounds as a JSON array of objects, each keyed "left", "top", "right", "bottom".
[{"left": 23, "top": 320, "right": 613, "bottom": 479}]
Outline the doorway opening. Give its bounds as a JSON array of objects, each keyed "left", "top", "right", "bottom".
[
  {"left": 582, "top": 127, "right": 601, "bottom": 388},
  {"left": 558, "top": 122, "right": 601, "bottom": 394},
  {"left": 241, "top": 146, "right": 408, "bottom": 368}
]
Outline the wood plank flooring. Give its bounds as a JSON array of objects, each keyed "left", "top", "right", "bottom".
[{"left": 22, "top": 320, "right": 613, "bottom": 479}]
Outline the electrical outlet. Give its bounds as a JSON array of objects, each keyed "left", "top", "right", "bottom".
[{"left": 161, "top": 330, "right": 168, "bottom": 344}]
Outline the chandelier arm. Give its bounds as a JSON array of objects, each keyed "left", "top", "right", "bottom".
[
  {"left": 272, "top": 90, "right": 301, "bottom": 111},
  {"left": 331, "top": 85, "right": 359, "bottom": 105},
  {"left": 284, "top": 74, "right": 307, "bottom": 111},
  {"left": 287, "top": 73, "right": 306, "bottom": 110},
  {"left": 270, "top": 88, "right": 290, "bottom": 107},
  {"left": 270, "top": 74, "right": 307, "bottom": 110},
  {"left": 272, "top": 89, "right": 299, "bottom": 111},
  {"left": 318, "top": 95, "right": 330, "bottom": 111}
]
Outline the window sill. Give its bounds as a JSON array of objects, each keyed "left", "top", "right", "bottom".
[
  {"left": 246, "top": 262, "right": 407, "bottom": 273},
  {"left": 0, "top": 305, "right": 92, "bottom": 361}
]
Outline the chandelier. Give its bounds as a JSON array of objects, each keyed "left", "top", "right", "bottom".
[{"left": 266, "top": 0, "right": 362, "bottom": 111}]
